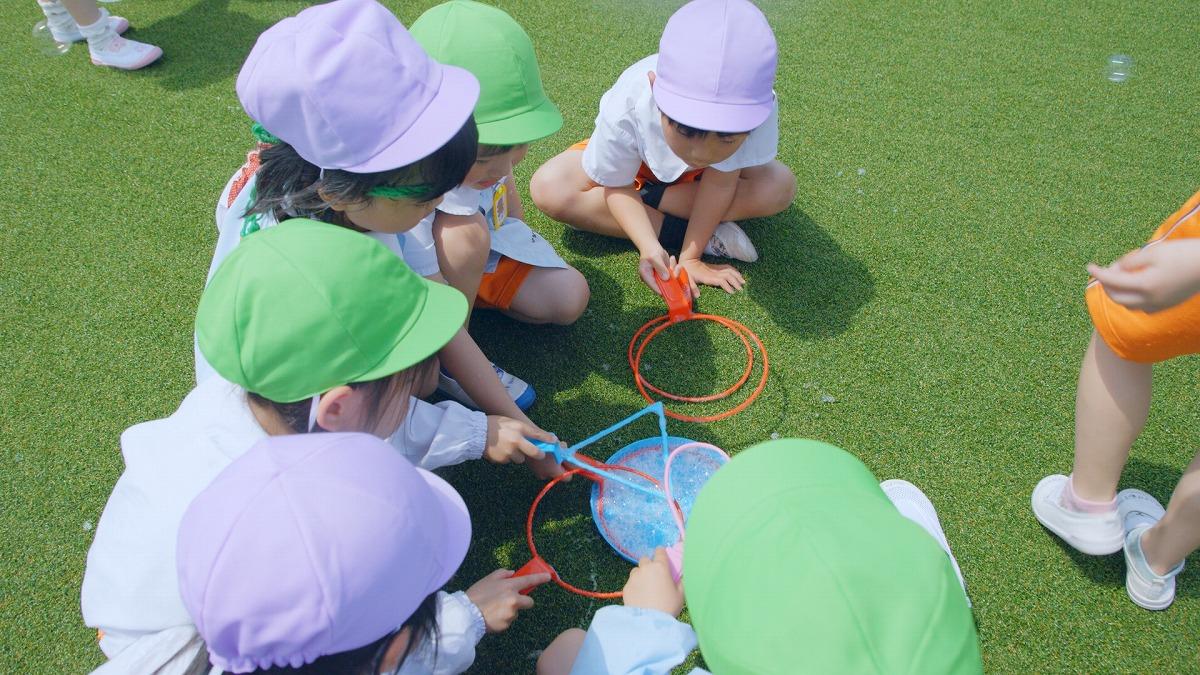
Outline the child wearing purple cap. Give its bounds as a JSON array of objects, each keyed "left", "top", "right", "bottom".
[
  {"left": 200, "top": 0, "right": 561, "bottom": 478},
  {"left": 531, "top": 0, "right": 797, "bottom": 298},
  {"left": 176, "top": 433, "right": 549, "bottom": 675}
]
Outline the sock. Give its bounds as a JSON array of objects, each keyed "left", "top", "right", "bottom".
[
  {"left": 37, "top": 0, "right": 77, "bottom": 39},
  {"left": 657, "top": 214, "right": 687, "bottom": 250},
  {"left": 78, "top": 9, "right": 115, "bottom": 50},
  {"left": 1062, "top": 475, "right": 1117, "bottom": 514}
]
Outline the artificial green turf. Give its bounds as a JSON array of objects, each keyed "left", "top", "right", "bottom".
[{"left": 2, "top": 0, "right": 1198, "bottom": 671}]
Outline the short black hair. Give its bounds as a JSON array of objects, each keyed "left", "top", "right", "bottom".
[
  {"left": 248, "top": 115, "right": 479, "bottom": 221},
  {"left": 662, "top": 114, "right": 745, "bottom": 140},
  {"left": 477, "top": 143, "right": 517, "bottom": 158}
]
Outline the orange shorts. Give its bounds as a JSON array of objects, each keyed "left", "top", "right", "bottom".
[
  {"left": 477, "top": 255, "right": 535, "bottom": 311},
  {"left": 569, "top": 139, "right": 703, "bottom": 191},
  {"left": 1086, "top": 188, "right": 1200, "bottom": 363}
]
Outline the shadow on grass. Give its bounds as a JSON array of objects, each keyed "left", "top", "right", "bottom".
[
  {"left": 137, "top": 0, "right": 285, "bottom": 92},
  {"left": 746, "top": 205, "right": 874, "bottom": 340}
]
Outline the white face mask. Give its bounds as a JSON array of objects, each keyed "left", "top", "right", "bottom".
[{"left": 306, "top": 394, "right": 321, "bottom": 432}]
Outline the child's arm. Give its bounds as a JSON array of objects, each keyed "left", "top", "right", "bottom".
[
  {"left": 605, "top": 187, "right": 678, "bottom": 291},
  {"left": 507, "top": 170, "right": 526, "bottom": 222},
  {"left": 678, "top": 167, "right": 746, "bottom": 295},
  {"left": 556, "top": 550, "right": 696, "bottom": 675},
  {"left": 437, "top": 329, "right": 564, "bottom": 478},
  {"left": 1088, "top": 239, "right": 1200, "bottom": 312}
]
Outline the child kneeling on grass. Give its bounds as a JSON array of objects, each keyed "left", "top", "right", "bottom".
[
  {"left": 201, "top": 0, "right": 557, "bottom": 459},
  {"left": 82, "top": 222, "right": 550, "bottom": 673},
  {"left": 530, "top": 0, "right": 797, "bottom": 299},
  {"left": 538, "top": 439, "right": 982, "bottom": 675},
  {"left": 176, "top": 432, "right": 549, "bottom": 674},
  {"left": 1032, "top": 189, "right": 1200, "bottom": 610},
  {"left": 408, "top": 0, "right": 590, "bottom": 336}
]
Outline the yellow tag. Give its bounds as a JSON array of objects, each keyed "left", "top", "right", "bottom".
[{"left": 490, "top": 181, "right": 508, "bottom": 230}]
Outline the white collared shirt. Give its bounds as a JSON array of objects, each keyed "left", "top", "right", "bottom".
[{"left": 581, "top": 54, "right": 779, "bottom": 187}]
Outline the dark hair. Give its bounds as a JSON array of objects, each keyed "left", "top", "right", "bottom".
[
  {"left": 476, "top": 143, "right": 517, "bottom": 158},
  {"left": 249, "top": 593, "right": 440, "bottom": 674},
  {"left": 247, "top": 357, "right": 439, "bottom": 434},
  {"left": 662, "top": 114, "right": 744, "bottom": 140},
  {"left": 247, "top": 116, "right": 479, "bottom": 223}
]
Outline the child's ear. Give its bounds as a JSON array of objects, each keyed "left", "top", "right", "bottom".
[
  {"left": 647, "top": 70, "right": 656, "bottom": 88},
  {"left": 314, "top": 385, "right": 358, "bottom": 431},
  {"left": 317, "top": 187, "right": 349, "bottom": 213}
]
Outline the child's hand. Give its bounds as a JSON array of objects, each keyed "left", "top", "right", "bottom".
[
  {"left": 679, "top": 257, "right": 745, "bottom": 295},
  {"left": 466, "top": 569, "right": 551, "bottom": 633},
  {"left": 1088, "top": 239, "right": 1200, "bottom": 313},
  {"left": 638, "top": 247, "right": 681, "bottom": 296},
  {"left": 622, "top": 547, "right": 685, "bottom": 617},
  {"left": 484, "top": 416, "right": 565, "bottom": 478}
]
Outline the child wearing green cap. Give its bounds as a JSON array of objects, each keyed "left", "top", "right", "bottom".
[
  {"left": 407, "top": 1, "right": 590, "bottom": 341},
  {"left": 201, "top": 0, "right": 559, "bottom": 472},
  {"left": 530, "top": 0, "right": 797, "bottom": 300},
  {"left": 538, "top": 439, "right": 982, "bottom": 675},
  {"left": 82, "top": 220, "right": 553, "bottom": 672}
]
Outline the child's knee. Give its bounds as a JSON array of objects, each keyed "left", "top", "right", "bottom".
[
  {"left": 759, "top": 164, "right": 797, "bottom": 215},
  {"left": 550, "top": 270, "right": 591, "bottom": 325},
  {"left": 537, "top": 628, "right": 587, "bottom": 675}
]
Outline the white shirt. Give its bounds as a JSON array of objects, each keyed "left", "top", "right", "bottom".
[
  {"left": 437, "top": 181, "right": 567, "bottom": 272},
  {"left": 582, "top": 54, "right": 779, "bottom": 187},
  {"left": 81, "top": 375, "right": 487, "bottom": 673}
]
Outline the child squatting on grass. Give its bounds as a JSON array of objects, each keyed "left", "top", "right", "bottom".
[
  {"left": 530, "top": 0, "right": 797, "bottom": 299},
  {"left": 175, "top": 432, "right": 543, "bottom": 675},
  {"left": 82, "top": 222, "right": 550, "bottom": 673},
  {"left": 199, "top": 0, "right": 562, "bottom": 478},
  {"left": 1033, "top": 190, "right": 1200, "bottom": 610},
  {"left": 537, "top": 439, "right": 984, "bottom": 675},
  {"left": 408, "top": 1, "right": 590, "bottom": 336}
]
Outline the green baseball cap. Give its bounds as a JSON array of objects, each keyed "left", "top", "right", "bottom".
[
  {"left": 684, "top": 439, "right": 982, "bottom": 675},
  {"left": 196, "top": 219, "right": 467, "bottom": 403},
  {"left": 410, "top": 0, "right": 562, "bottom": 146}
]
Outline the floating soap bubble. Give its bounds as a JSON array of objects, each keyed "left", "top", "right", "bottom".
[
  {"left": 857, "top": 167, "right": 866, "bottom": 176},
  {"left": 32, "top": 20, "right": 71, "bottom": 56},
  {"left": 1106, "top": 54, "right": 1133, "bottom": 83}
]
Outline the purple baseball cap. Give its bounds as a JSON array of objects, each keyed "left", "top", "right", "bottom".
[
  {"left": 654, "top": 0, "right": 778, "bottom": 133},
  {"left": 236, "top": 0, "right": 480, "bottom": 173},
  {"left": 176, "top": 432, "right": 471, "bottom": 673}
]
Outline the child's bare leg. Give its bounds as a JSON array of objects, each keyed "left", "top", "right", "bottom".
[
  {"left": 536, "top": 628, "right": 587, "bottom": 675},
  {"left": 1141, "top": 451, "right": 1200, "bottom": 574},
  {"left": 433, "top": 214, "right": 491, "bottom": 309},
  {"left": 530, "top": 150, "right": 664, "bottom": 238},
  {"left": 1070, "top": 332, "right": 1153, "bottom": 501},
  {"left": 59, "top": 0, "right": 101, "bottom": 25},
  {"left": 504, "top": 267, "right": 590, "bottom": 325},
  {"left": 656, "top": 160, "right": 796, "bottom": 221}
]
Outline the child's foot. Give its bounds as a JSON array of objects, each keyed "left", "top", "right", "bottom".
[
  {"left": 1031, "top": 474, "right": 1123, "bottom": 555},
  {"left": 1119, "top": 489, "right": 1182, "bottom": 610},
  {"left": 703, "top": 221, "right": 759, "bottom": 262},
  {"left": 439, "top": 363, "right": 536, "bottom": 412},
  {"left": 79, "top": 12, "right": 161, "bottom": 70},
  {"left": 38, "top": 2, "right": 129, "bottom": 43},
  {"left": 880, "top": 479, "right": 969, "bottom": 602}
]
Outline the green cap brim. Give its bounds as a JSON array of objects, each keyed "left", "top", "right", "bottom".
[
  {"left": 476, "top": 96, "right": 563, "bottom": 146},
  {"left": 354, "top": 278, "right": 466, "bottom": 384}
]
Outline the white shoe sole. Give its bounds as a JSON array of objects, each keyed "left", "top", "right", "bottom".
[
  {"left": 881, "top": 479, "right": 968, "bottom": 598},
  {"left": 92, "top": 45, "right": 162, "bottom": 70},
  {"left": 1031, "top": 475, "right": 1123, "bottom": 555}
]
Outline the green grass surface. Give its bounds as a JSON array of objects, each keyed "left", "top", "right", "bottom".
[{"left": 2, "top": 0, "right": 1199, "bottom": 671}]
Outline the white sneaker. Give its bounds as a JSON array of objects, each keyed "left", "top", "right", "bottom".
[
  {"left": 1031, "top": 474, "right": 1123, "bottom": 555},
  {"left": 1118, "top": 489, "right": 1182, "bottom": 610},
  {"left": 703, "top": 221, "right": 759, "bottom": 262},
  {"left": 438, "top": 363, "right": 535, "bottom": 412},
  {"left": 881, "top": 479, "right": 969, "bottom": 603},
  {"left": 38, "top": 2, "right": 129, "bottom": 44},
  {"left": 78, "top": 11, "right": 161, "bottom": 70}
]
